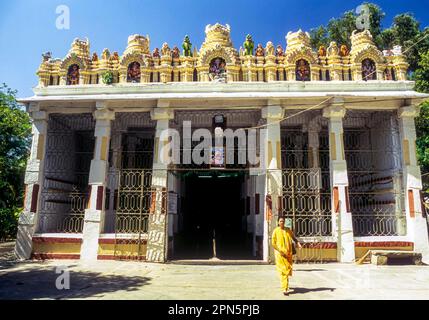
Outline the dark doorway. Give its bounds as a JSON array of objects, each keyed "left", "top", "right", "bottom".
[{"left": 174, "top": 171, "right": 253, "bottom": 260}]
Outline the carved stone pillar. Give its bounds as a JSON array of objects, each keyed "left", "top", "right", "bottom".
[
  {"left": 261, "top": 102, "right": 284, "bottom": 262},
  {"left": 323, "top": 100, "right": 355, "bottom": 263},
  {"left": 398, "top": 105, "right": 429, "bottom": 263},
  {"left": 146, "top": 104, "right": 174, "bottom": 262},
  {"left": 80, "top": 104, "right": 115, "bottom": 261},
  {"left": 15, "top": 105, "right": 48, "bottom": 260}
]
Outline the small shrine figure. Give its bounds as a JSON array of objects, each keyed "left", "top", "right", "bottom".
[
  {"left": 266, "top": 42, "right": 275, "bottom": 56},
  {"left": 172, "top": 46, "right": 180, "bottom": 59},
  {"left": 152, "top": 48, "right": 160, "bottom": 58},
  {"left": 209, "top": 57, "right": 227, "bottom": 82},
  {"left": 318, "top": 46, "right": 327, "bottom": 57},
  {"left": 362, "top": 58, "right": 376, "bottom": 80},
  {"left": 243, "top": 34, "right": 254, "bottom": 56},
  {"left": 161, "top": 43, "right": 171, "bottom": 57},
  {"left": 383, "top": 49, "right": 393, "bottom": 57},
  {"left": 102, "top": 49, "right": 110, "bottom": 60},
  {"left": 127, "top": 61, "right": 141, "bottom": 83},
  {"left": 92, "top": 52, "right": 98, "bottom": 62},
  {"left": 296, "top": 59, "right": 310, "bottom": 81},
  {"left": 255, "top": 44, "right": 265, "bottom": 57},
  {"left": 340, "top": 45, "right": 349, "bottom": 57},
  {"left": 42, "top": 52, "right": 52, "bottom": 62},
  {"left": 182, "top": 35, "right": 192, "bottom": 57},
  {"left": 384, "top": 68, "right": 393, "bottom": 80},
  {"left": 111, "top": 52, "right": 120, "bottom": 62},
  {"left": 67, "top": 64, "right": 80, "bottom": 85},
  {"left": 276, "top": 45, "right": 284, "bottom": 57},
  {"left": 327, "top": 41, "right": 339, "bottom": 56}
]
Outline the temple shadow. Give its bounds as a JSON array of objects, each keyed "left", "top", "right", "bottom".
[
  {"left": 0, "top": 264, "right": 151, "bottom": 300},
  {"left": 290, "top": 287, "right": 335, "bottom": 295}
]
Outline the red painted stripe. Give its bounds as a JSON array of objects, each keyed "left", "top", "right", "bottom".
[
  {"left": 96, "top": 186, "right": 104, "bottom": 211},
  {"left": 354, "top": 241, "right": 414, "bottom": 248},
  {"left": 30, "top": 184, "right": 39, "bottom": 213},
  {"left": 301, "top": 242, "right": 337, "bottom": 249},
  {"left": 31, "top": 253, "right": 80, "bottom": 260},
  {"left": 98, "top": 238, "right": 148, "bottom": 245},
  {"left": 255, "top": 193, "right": 260, "bottom": 215},
  {"left": 32, "top": 237, "right": 82, "bottom": 244},
  {"left": 97, "top": 255, "right": 146, "bottom": 261}
]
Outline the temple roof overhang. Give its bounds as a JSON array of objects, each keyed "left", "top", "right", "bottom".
[{"left": 19, "top": 81, "right": 429, "bottom": 110}]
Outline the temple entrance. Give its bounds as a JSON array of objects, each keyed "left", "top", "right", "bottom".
[{"left": 173, "top": 171, "right": 254, "bottom": 260}]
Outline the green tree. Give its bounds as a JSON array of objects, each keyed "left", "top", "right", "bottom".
[
  {"left": 309, "top": 3, "right": 385, "bottom": 50},
  {"left": 326, "top": 10, "right": 356, "bottom": 47},
  {"left": 415, "top": 51, "right": 429, "bottom": 192},
  {"left": 0, "top": 84, "right": 31, "bottom": 240},
  {"left": 309, "top": 25, "right": 329, "bottom": 50},
  {"left": 376, "top": 28, "right": 395, "bottom": 50},
  {"left": 391, "top": 13, "right": 421, "bottom": 72}
]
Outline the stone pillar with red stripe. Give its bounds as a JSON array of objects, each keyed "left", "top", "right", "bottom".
[
  {"left": 261, "top": 102, "right": 284, "bottom": 263},
  {"left": 80, "top": 103, "right": 115, "bottom": 261},
  {"left": 323, "top": 99, "right": 355, "bottom": 263},
  {"left": 398, "top": 104, "right": 429, "bottom": 263},
  {"left": 146, "top": 104, "right": 174, "bottom": 262},
  {"left": 15, "top": 105, "right": 48, "bottom": 260}
]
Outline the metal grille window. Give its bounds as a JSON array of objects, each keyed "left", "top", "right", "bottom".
[
  {"left": 344, "top": 111, "right": 405, "bottom": 236},
  {"left": 279, "top": 112, "right": 332, "bottom": 263},
  {"left": 38, "top": 114, "right": 95, "bottom": 234}
]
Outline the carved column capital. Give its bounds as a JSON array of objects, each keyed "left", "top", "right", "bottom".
[
  {"left": 323, "top": 98, "right": 346, "bottom": 119},
  {"left": 398, "top": 105, "right": 421, "bottom": 119}
]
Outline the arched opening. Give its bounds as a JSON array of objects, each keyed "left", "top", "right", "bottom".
[
  {"left": 67, "top": 64, "right": 80, "bottom": 85},
  {"left": 209, "top": 57, "right": 227, "bottom": 81},
  {"left": 295, "top": 59, "right": 311, "bottom": 81},
  {"left": 362, "top": 58, "right": 376, "bottom": 81},
  {"left": 384, "top": 68, "right": 396, "bottom": 81},
  {"left": 127, "top": 61, "right": 141, "bottom": 83},
  {"left": 193, "top": 69, "right": 198, "bottom": 82}
]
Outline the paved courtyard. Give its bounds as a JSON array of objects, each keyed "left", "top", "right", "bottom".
[{"left": 1, "top": 242, "right": 429, "bottom": 300}]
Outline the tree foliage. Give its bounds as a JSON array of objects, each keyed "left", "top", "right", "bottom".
[{"left": 0, "top": 84, "right": 31, "bottom": 240}]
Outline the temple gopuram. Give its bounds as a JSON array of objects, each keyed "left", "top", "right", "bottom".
[{"left": 16, "top": 23, "right": 429, "bottom": 264}]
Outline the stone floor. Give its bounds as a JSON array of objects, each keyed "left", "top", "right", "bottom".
[{"left": 1, "top": 242, "right": 429, "bottom": 300}]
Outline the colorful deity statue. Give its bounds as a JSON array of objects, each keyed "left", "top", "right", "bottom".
[
  {"left": 111, "top": 52, "right": 120, "bottom": 62},
  {"left": 243, "top": 34, "right": 254, "bottom": 56},
  {"left": 172, "top": 46, "right": 180, "bottom": 59},
  {"left": 296, "top": 59, "right": 311, "bottom": 81},
  {"left": 266, "top": 42, "right": 275, "bottom": 56},
  {"left": 161, "top": 43, "right": 171, "bottom": 57},
  {"left": 127, "top": 61, "right": 141, "bottom": 83},
  {"left": 362, "top": 58, "right": 376, "bottom": 80},
  {"left": 152, "top": 48, "right": 160, "bottom": 58},
  {"left": 42, "top": 52, "right": 52, "bottom": 62},
  {"left": 102, "top": 49, "right": 110, "bottom": 60},
  {"left": 67, "top": 64, "right": 80, "bottom": 85},
  {"left": 255, "top": 44, "right": 265, "bottom": 57},
  {"left": 209, "top": 57, "right": 227, "bottom": 82},
  {"left": 276, "top": 45, "right": 284, "bottom": 57},
  {"left": 384, "top": 68, "right": 393, "bottom": 80},
  {"left": 327, "top": 41, "right": 339, "bottom": 56},
  {"left": 92, "top": 52, "right": 98, "bottom": 62},
  {"left": 182, "top": 35, "right": 192, "bottom": 57},
  {"left": 340, "top": 44, "right": 349, "bottom": 57},
  {"left": 318, "top": 46, "right": 327, "bottom": 57}
]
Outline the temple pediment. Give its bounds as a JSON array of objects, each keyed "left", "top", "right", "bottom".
[{"left": 36, "top": 23, "right": 408, "bottom": 86}]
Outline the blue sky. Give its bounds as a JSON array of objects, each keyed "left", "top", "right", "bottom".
[{"left": 1, "top": 0, "right": 429, "bottom": 98}]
